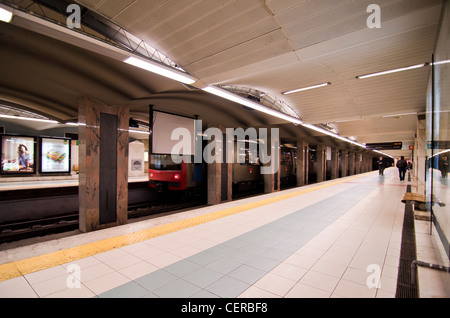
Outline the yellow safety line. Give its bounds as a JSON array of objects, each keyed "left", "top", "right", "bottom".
[{"left": 0, "top": 172, "right": 371, "bottom": 282}]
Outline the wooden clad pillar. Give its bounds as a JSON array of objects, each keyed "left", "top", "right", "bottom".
[
  {"left": 206, "top": 124, "right": 232, "bottom": 205},
  {"left": 78, "top": 96, "right": 129, "bottom": 232},
  {"left": 296, "top": 140, "right": 308, "bottom": 186},
  {"left": 316, "top": 144, "right": 326, "bottom": 182},
  {"left": 330, "top": 147, "right": 339, "bottom": 179},
  {"left": 263, "top": 128, "right": 280, "bottom": 193}
]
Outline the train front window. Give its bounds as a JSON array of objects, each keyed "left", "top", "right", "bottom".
[
  {"left": 150, "top": 154, "right": 182, "bottom": 170},
  {"left": 280, "top": 149, "right": 293, "bottom": 165}
]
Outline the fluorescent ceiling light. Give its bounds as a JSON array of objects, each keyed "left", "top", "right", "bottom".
[
  {"left": 432, "top": 149, "right": 450, "bottom": 157},
  {"left": 383, "top": 112, "right": 417, "bottom": 118},
  {"left": 302, "top": 123, "right": 366, "bottom": 148},
  {"left": 124, "top": 57, "right": 196, "bottom": 85},
  {"left": 202, "top": 86, "right": 304, "bottom": 125},
  {"left": 0, "top": 7, "right": 13, "bottom": 23},
  {"left": 129, "top": 129, "right": 150, "bottom": 135},
  {"left": 282, "top": 82, "right": 331, "bottom": 95},
  {"left": 356, "top": 63, "right": 427, "bottom": 79},
  {"left": 433, "top": 59, "right": 450, "bottom": 66},
  {"left": 65, "top": 122, "right": 149, "bottom": 134},
  {"left": 0, "top": 114, "right": 58, "bottom": 124}
]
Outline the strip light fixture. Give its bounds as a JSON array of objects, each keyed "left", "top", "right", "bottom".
[
  {"left": 433, "top": 59, "right": 450, "bottom": 66},
  {"left": 0, "top": 114, "right": 58, "bottom": 124},
  {"left": 301, "top": 123, "right": 366, "bottom": 148},
  {"left": 0, "top": 6, "right": 13, "bottom": 23},
  {"left": 356, "top": 63, "right": 428, "bottom": 79},
  {"left": 66, "top": 122, "right": 149, "bottom": 134},
  {"left": 282, "top": 82, "right": 331, "bottom": 95},
  {"left": 124, "top": 57, "right": 196, "bottom": 85},
  {"left": 202, "top": 86, "right": 304, "bottom": 125},
  {"left": 383, "top": 112, "right": 417, "bottom": 118}
]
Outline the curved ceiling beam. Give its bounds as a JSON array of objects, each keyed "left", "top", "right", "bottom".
[{"left": 0, "top": 88, "right": 76, "bottom": 120}]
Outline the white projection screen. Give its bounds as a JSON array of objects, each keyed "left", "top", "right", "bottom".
[{"left": 152, "top": 111, "right": 195, "bottom": 155}]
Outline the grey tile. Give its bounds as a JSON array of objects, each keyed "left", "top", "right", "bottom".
[
  {"left": 244, "top": 255, "right": 279, "bottom": 272},
  {"left": 227, "top": 249, "right": 258, "bottom": 263},
  {"left": 141, "top": 292, "right": 159, "bottom": 298},
  {"left": 272, "top": 241, "right": 303, "bottom": 253},
  {"left": 222, "top": 237, "right": 248, "bottom": 249},
  {"left": 227, "top": 264, "right": 267, "bottom": 284},
  {"left": 134, "top": 270, "right": 178, "bottom": 292},
  {"left": 191, "top": 290, "right": 220, "bottom": 298},
  {"left": 260, "top": 247, "right": 292, "bottom": 262},
  {"left": 153, "top": 278, "right": 201, "bottom": 298},
  {"left": 207, "top": 244, "right": 237, "bottom": 257},
  {"left": 187, "top": 251, "right": 221, "bottom": 266},
  {"left": 238, "top": 242, "right": 268, "bottom": 254},
  {"left": 205, "top": 276, "right": 250, "bottom": 298},
  {"left": 163, "top": 260, "right": 201, "bottom": 278},
  {"left": 205, "top": 257, "right": 242, "bottom": 275},
  {"left": 183, "top": 267, "right": 224, "bottom": 288},
  {"left": 98, "top": 281, "right": 149, "bottom": 298}
]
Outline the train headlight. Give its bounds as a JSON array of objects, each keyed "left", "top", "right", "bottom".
[{"left": 174, "top": 174, "right": 180, "bottom": 180}]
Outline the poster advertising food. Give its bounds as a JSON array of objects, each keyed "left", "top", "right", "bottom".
[
  {"left": 0, "top": 135, "right": 36, "bottom": 174},
  {"left": 40, "top": 137, "right": 70, "bottom": 173}
]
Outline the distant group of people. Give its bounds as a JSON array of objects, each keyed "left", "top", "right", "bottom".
[
  {"left": 377, "top": 154, "right": 448, "bottom": 180},
  {"left": 377, "top": 156, "right": 411, "bottom": 181}
]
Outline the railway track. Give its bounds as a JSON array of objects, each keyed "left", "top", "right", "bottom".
[{"left": 0, "top": 199, "right": 206, "bottom": 244}]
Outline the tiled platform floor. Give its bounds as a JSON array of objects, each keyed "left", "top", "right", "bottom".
[{"left": 0, "top": 168, "right": 447, "bottom": 298}]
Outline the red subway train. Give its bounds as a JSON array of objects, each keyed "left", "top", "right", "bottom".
[{"left": 148, "top": 144, "right": 297, "bottom": 194}]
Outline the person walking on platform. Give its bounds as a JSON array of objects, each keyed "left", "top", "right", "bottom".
[
  {"left": 377, "top": 156, "right": 385, "bottom": 175},
  {"left": 396, "top": 156, "right": 407, "bottom": 181},
  {"left": 441, "top": 155, "right": 448, "bottom": 178}
]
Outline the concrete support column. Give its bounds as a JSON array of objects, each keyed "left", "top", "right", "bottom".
[
  {"left": 78, "top": 96, "right": 129, "bottom": 233},
  {"left": 296, "top": 140, "right": 308, "bottom": 186},
  {"left": 348, "top": 151, "right": 355, "bottom": 176},
  {"left": 263, "top": 129, "right": 280, "bottom": 193},
  {"left": 330, "top": 147, "right": 339, "bottom": 180},
  {"left": 206, "top": 124, "right": 232, "bottom": 205},
  {"left": 316, "top": 144, "right": 326, "bottom": 182},
  {"left": 341, "top": 150, "right": 349, "bottom": 177}
]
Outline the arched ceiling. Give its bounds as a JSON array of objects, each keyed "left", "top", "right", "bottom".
[{"left": 0, "top": 0, "right": 446, "bottom": 158}]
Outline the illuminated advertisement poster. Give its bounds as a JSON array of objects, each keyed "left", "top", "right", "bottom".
[
  {"left": 0, "top": 135, "right": 36, "bottom": 174},
  {"left": 40, "top": 137, "right": 71, "bottom": 173}
]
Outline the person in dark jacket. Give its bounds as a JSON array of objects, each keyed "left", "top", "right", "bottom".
[
  {"left": 396, "top": 156, "right": 407, "bottom": 181},
  {"left": 441, "top": 155, "right": 448, "bottom": 178},
  {"left": 377, "top": 156, "right": 385, "bottom": 175}
]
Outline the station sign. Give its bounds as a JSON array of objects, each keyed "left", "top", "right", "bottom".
[{"left": 365, "top": 142, "right": 402, "bottom": 150}]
